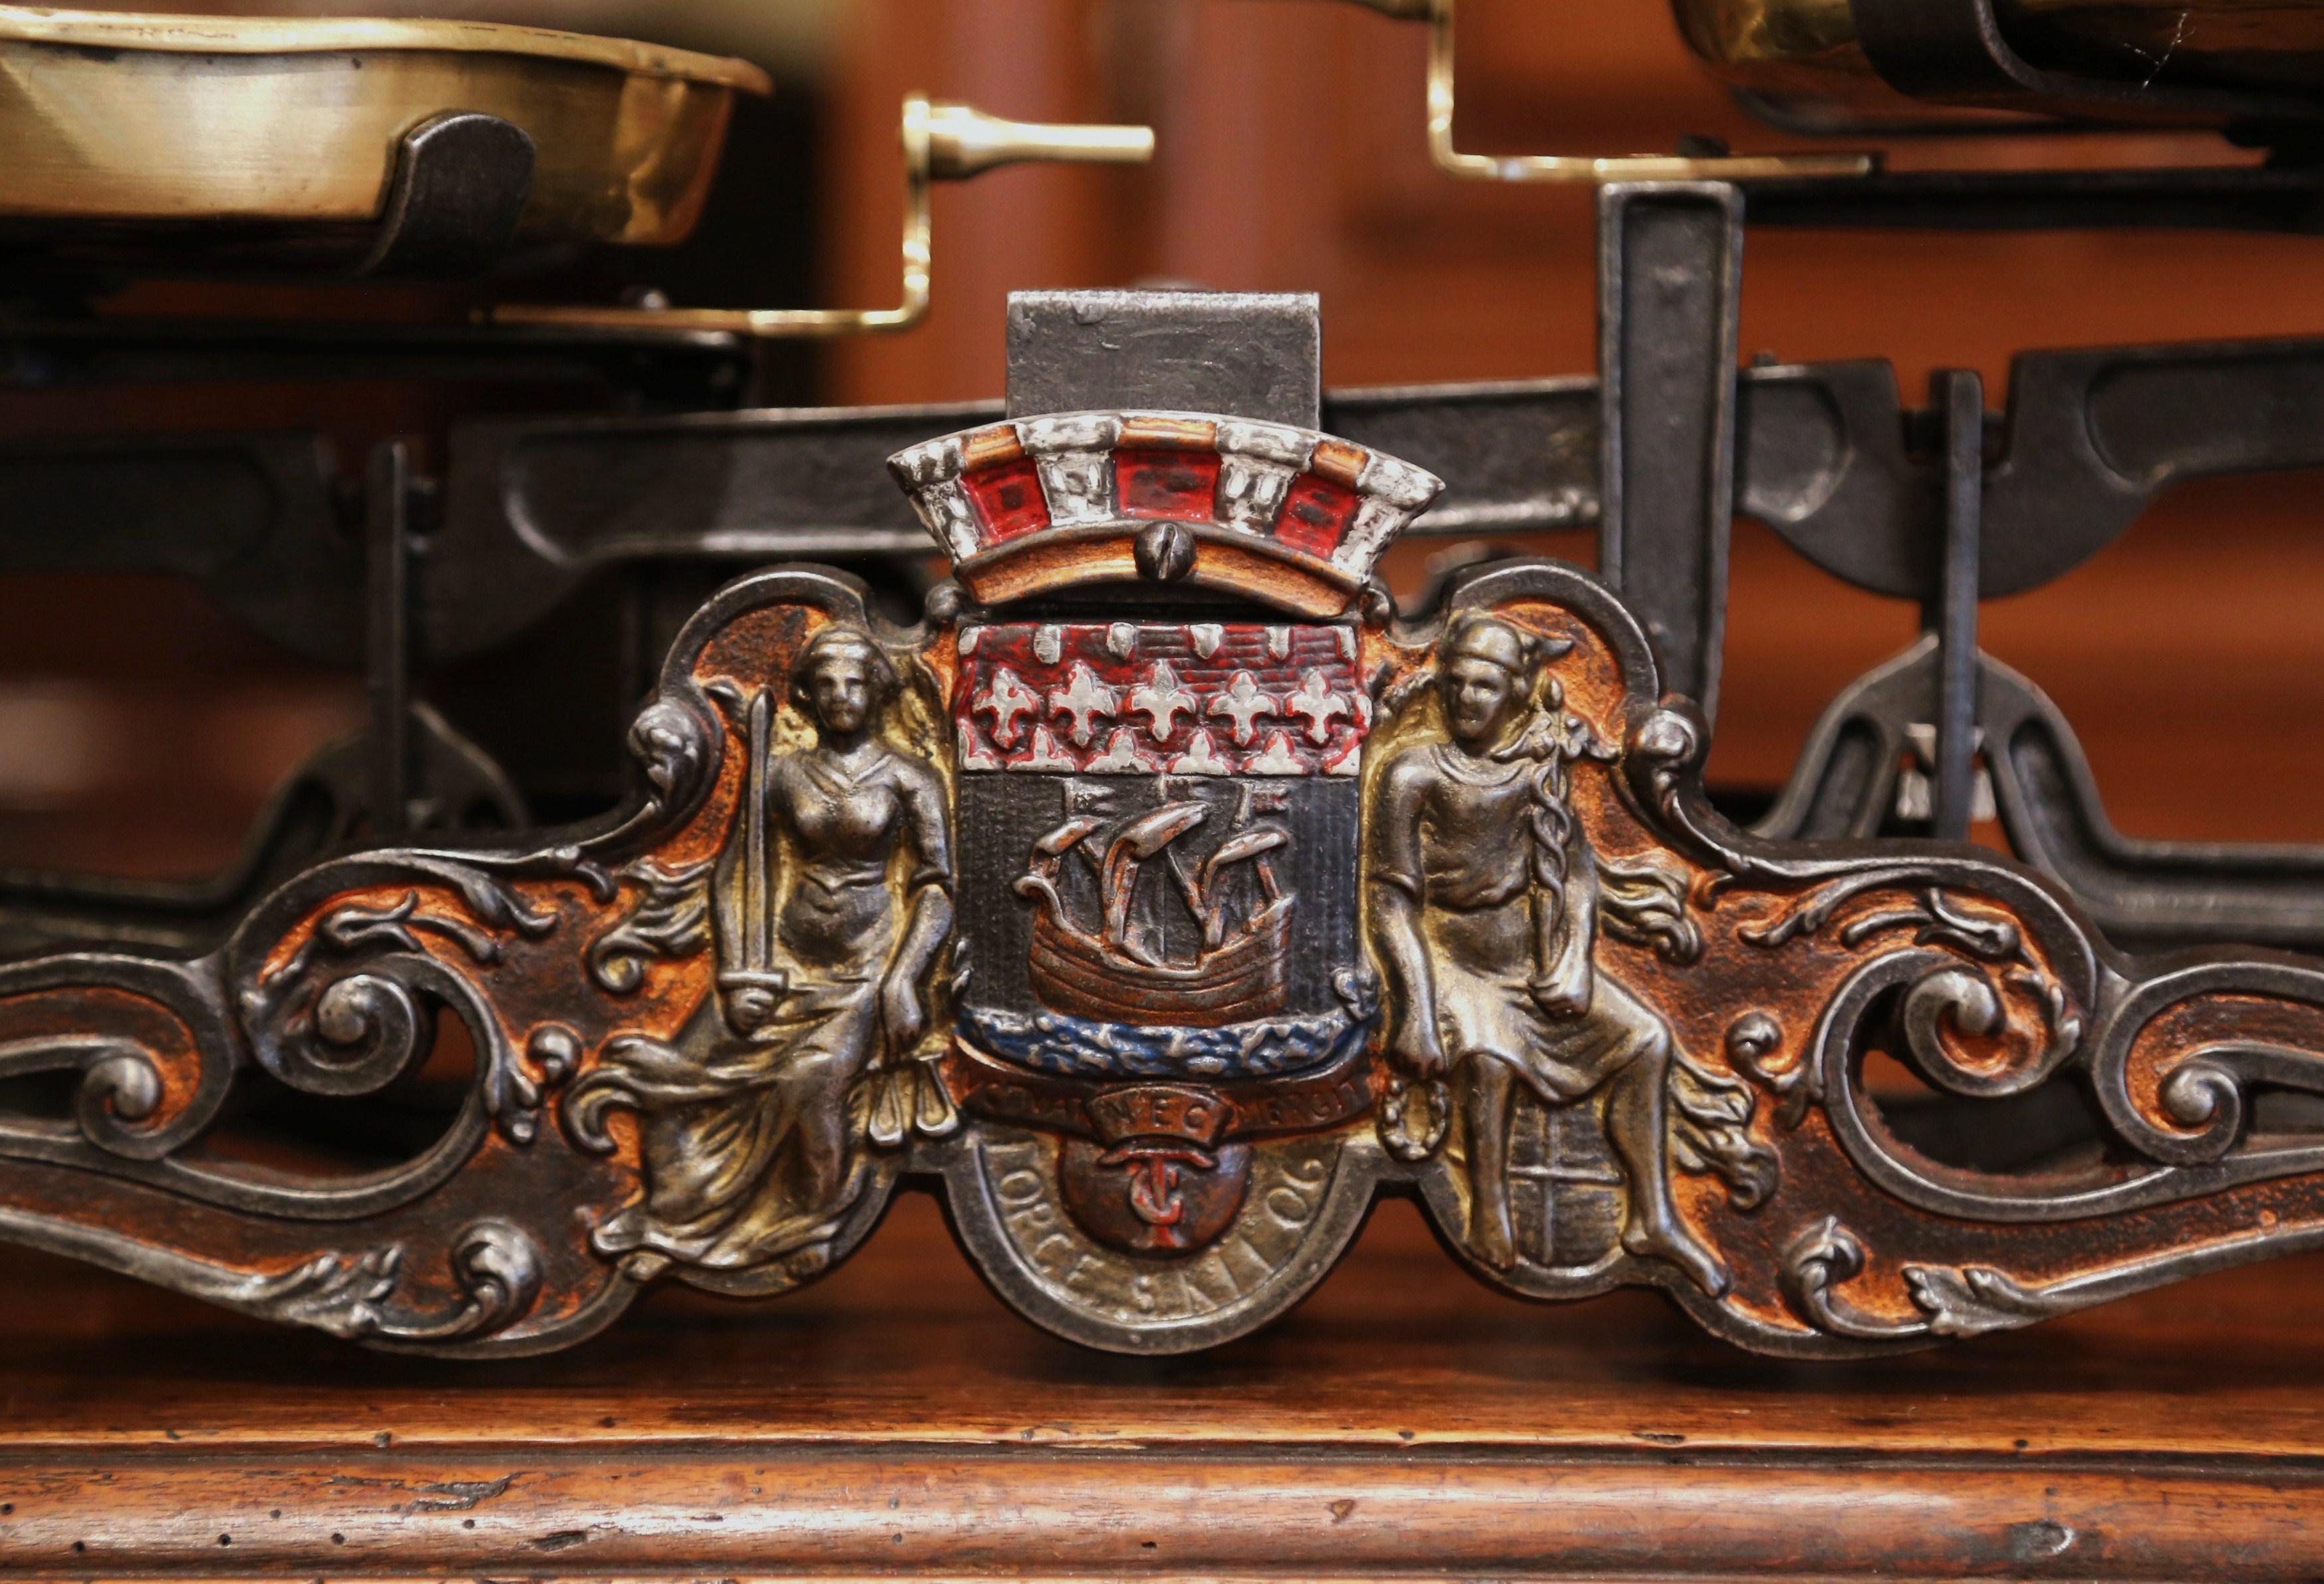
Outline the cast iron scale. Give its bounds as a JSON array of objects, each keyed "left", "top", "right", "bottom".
[{"left": 15, "top": 1, "right": 2324, "bottom": 1355}]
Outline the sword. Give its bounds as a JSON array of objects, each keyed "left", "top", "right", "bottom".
[{"left": 719, "top": 686, "right": 788, "bottom": 1022}]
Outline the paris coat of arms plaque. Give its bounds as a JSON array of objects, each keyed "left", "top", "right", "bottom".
[{"left": 5, "top": 300, "right": 2324, "bottom": 1360}]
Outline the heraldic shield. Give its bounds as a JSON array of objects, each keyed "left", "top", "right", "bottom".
[{"left": 892, "top": 412, "right": 1432, "bottom": 1350}]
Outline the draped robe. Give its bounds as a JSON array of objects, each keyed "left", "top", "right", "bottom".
[{"left": 586, "top": 740, "right": 950, "bottom": 1269}]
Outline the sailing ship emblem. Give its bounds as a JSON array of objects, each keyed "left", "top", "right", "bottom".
[{"left": 1015, "top": 785, "right": 1293, "bottom": 1026}]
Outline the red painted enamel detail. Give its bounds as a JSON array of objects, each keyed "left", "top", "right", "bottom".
[
  {"left": 1116, "top": 450, "right": 1222, "bottom": 520},
  {"left": 954, "top": 623, "right": 1366, "bottom": 776},
  {"left": 1274, "top": 472, "right": 1361, "bottom": 558},
  {"left": 965, "top": 457, "right": 1050, "bottom": 544}
]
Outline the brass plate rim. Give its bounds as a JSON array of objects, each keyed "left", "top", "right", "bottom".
[{"left": 0, "top": 4, "right": 773, "bottom": 94}]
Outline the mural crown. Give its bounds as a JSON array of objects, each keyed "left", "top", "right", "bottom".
[{"left": 888, "top": 409, "right": 1443, "bottom": 614}]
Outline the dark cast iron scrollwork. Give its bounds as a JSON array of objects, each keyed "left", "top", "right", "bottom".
[{"left": 2, "top": 391, "right": 2324, "bottom": 1358}]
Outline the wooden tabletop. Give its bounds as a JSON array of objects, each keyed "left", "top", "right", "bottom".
[{"left": 2, "top": 1189, "right": 2320, "bottom": 1580}]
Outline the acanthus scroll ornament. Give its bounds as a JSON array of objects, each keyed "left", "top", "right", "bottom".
[{"left": 0, "top": 395, "right": 2323, "bottom": 1358}]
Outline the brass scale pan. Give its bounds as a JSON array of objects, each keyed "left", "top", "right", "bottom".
[
  {"left": 0, "top": 5, "right": 770, "bottom": 264},
  {"left": 14, "top": 0, "right": 2319, "bottom": 263}
]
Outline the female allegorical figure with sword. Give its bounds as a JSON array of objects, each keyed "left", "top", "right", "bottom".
[{"left": 577, "top": 623, "right": 953, "bottom": 1277}]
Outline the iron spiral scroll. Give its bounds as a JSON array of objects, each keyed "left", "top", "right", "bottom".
[{"left": 1, "top": 400, "right": 2323, "bottom": 1358}]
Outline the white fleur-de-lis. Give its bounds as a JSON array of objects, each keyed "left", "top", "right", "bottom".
[
  {"left": 1128, "top": 660, "right": 1199, "bottom": 742},
  {"left": 1085, "top": 728, "right": 1163, "bottom": 774},
  {"left": 1189, "top": 624, "right": 1224, "bottom": 659},
  {"left": 1266, "top": 626, "right": 1292, "bottom": 661},
  {"left": 1245, "top": 732, "right": 1308, "bottom": 776},
  {"left": 1285, "top": 669, "right": 1352, "bottom": 744},
  {"left": 1046, "top": 661, "right": 1119, "bottom": 748},
  {"left": 1106, "top": 623, "right": 1138, "bottom": 660},
  {"left": 1207, "top": 670, "right": 1280, "bottom": 746},
  {"left": 1011, "top": 723, "right": 1080, "bottom": 771},
  {"left": 1169, "top": 729, "right": 1233, "bottom": 775},
  {"left": 972, "top": 666, "right": 1039, "bottom": 748},
  {"left": 1034, "top": 625, "right": 1064, "bottom": 665}
]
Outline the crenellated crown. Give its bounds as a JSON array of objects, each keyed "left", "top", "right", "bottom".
[{"left": 888, "top": 410, "right": 1442, "bottom": 617}]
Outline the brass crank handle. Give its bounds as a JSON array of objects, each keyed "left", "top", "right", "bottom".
[
  {"left": 1334, "top": 0, "right": 1874, "bottom": 184},
  {"left": 494, "top": 94, "right": 1154, "bottom": 339}
]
